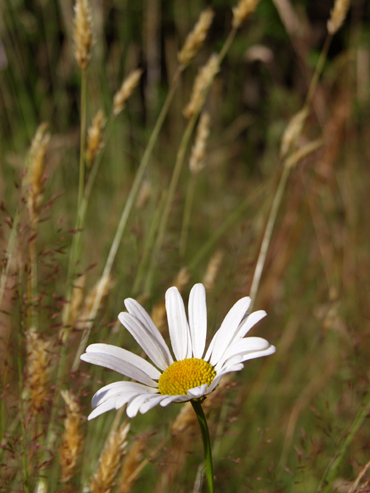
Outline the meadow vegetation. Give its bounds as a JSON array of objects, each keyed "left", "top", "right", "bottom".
[{"left": 1, "top": 0, "right": 370, "bottom": 491}]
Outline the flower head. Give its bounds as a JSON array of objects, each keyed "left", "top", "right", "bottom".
[{"left": 81, "top": 283, "right": 275, "bottom": 419}]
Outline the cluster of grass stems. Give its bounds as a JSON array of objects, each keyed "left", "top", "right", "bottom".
[{"left": 1, "top": 0, "right": 370, "bottom": 491}]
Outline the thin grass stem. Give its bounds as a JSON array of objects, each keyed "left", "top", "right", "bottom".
[{"left": 191, "top": 400, "right": 214, "bottom": 493}]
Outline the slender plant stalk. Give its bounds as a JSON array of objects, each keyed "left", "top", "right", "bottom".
[
  {"left": 249, "top": 163, "right": 290, "bottom": 311},
  {"left": 144, "top": 27, "right": 237, "bottom": 294},
  {"left": 78, "top": 69, "right": 87, "bottom": 212},
  {"left": 318, "top": 392, "right": 370, "bottom": 493},
  {"left": 179, "top": 172, "right": 197, "bottom": 257},
  {"left": 132, "top": 192, "right": 166, "bottom": 295},
  {"left": 72, "top": 67, "right": 183, "bottom": 370},
  {"left": 305, "top": 34, "right": 333, "bottom": 108},
  {"left": 144, "top": 109, "right": 199, "bottom": 295},
  {"left": 191, "top": 400, "right": 214, "bottom": 493}
]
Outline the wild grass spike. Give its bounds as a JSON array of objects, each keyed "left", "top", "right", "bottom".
[
  {"left": 86, "top": 110, "right": 106, "bottom": 168},
  {"left": 327, "top": 0, "right": 351, "bottom": 35},
  {"left": 26, "top": 328, "right": 52, "bottom": 415},
  {"left": 73, "top": 0, "right": 93, "bottom": 70},
  {"left": 189, "top": 112, "right": 210, "bottom": 174},
  {"left": 113, "top": 69, "right": 143, "bottom": 116},
  {"left": 59, "top": 390, "right": 85, "bottom": 482},
  {"left": 232, "top": 0, "right": 261, "bottom": 29},
  {"left": 178, "top": 8, "right": 215, "bottom": 68},
  {"left": 89, "top": 422, "right": 130, "bottom": 493},
  {"left": 183, "top": 54, "right": 219, "bottom": 119}
]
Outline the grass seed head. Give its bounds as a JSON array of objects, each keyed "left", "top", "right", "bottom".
[
  {"left": 26, "top": 328, "right": 52, "bottom": 415},
  {"left": 183, "top": 54, "right": 219, "bottom": 119},
  {"left": 327, "top": 0, "right": 351, "bottom": 35},
  {"left": 86, "top": 109, "right": 106, "bottom": 168},
  {"left": 280, "top": 108, "right": 308, "bottom": 159},
  {"left": 90, "top": 422, "right": 130, "bottom": 493},
  {"left": 28, "top": 123, "right": 50, "bottom": 218},
  {"left": 73, "top": 0, "right": 93, "bottom": 70},
  {"left": 232, "top": 0, "right": 261, "bottom": 29},
  {"left": 189, "top": 111, "right": 210, "bottom": 174},
  {"left": 117, "top": 437, "right": 146, "bottom": 493},
  {"left": 59, "top": 390, "right": 85, "bottom": 482},
  {"left": 113, "top": 69, "right": 143, "bottom": 116},
  {"left": 178, "top": 8, "right": 214, "bottom": 68}
]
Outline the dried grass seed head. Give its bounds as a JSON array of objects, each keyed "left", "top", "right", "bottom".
[
  {"left": 26, "top": 328, "right": 52, "bottom": 415},
  {"left": 73, "top": 0, "right": 93, "bottom": 70},
  {"left": 183, "top": 53, "right": 219, "bottom": 119},
  {"left": 90, "top": 422, "right": 130, "bottom": 493},
  {"left": 28, "top": 123, "right": 50, "bottom": 215},
  {"left": 202, "top": 249, "right": 224, "bottom": 291},
  {"left": 113, "top": 69, "right": 143, "bottom": 116},
  {"left": 59, "top": 390, "right": 85, "bottom": 482},
  {"left": 118, "top": 437, "right": 146, "bottom": 493},
  {"left": 327, "top": 0, "right": 351, "bottom": 35},
  {"left": 232, "top": 0, "right": 261, "bottom": 29},
  {"left": 86, "top": 109, "right": 106, "bottom": 168},
  {"left": 280, "top": 108, "right": 308, "bottom": 159},
  {"left": 178, "top": 8, "right": 214, "bottom": 67},
  {"left": 189, "top": 112, "right": 210, "bottom": 174}
]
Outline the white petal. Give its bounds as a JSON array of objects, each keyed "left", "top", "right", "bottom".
[
  {"left": 222, "top": 344, "right": 276, "bottom": 369},
  {"left": 207, "top": 364, "right": 245, "bottom": 393},
  {"left": 92, "top": 381, "right": 157, "bottom": 408},
  {"left": 124, "top": 298, "right": 173, "bottom": 367},
  {"left": 88, "top": 399, "right": 118, "bottom": 420},
  {"left": 165, "top": 287, "right": 191, "bottom": 360},
  {"left": 160, "top": 395, "right": 191, "bottom": 407},
  {"left": 205, "top": 297, "right": 251, "bottom": 366},
  {"left": 235, "top": 311, "right": 267, "bottom": 339},
  {"left": 119, "top": 312, "right": 171, "bottom": 371},
  {"left": 188, "top": 384, "right": 208, "bottom": 398},
  {"left": 188, "top": 284, "right": 207, "bottom": 359},
  {"left": 214, "top": 337, "right": 270, "bottom": 373},
  {"left": 139, "top": 395, "right": 169, "bottom": 414},
  {"left": 81, "top": 344, "right": 160, "bottom": 386},
  {"left": 126, "top": 393, "right": 160, "bottom": 418}
]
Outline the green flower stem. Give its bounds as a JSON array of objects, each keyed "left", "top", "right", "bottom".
[{"left": 191, "top": 400, "right": 214, "bottom": 493}]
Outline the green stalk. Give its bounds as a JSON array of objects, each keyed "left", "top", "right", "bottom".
[
  {"left": 319, "top": 392, "right": 370, "bottom": 493},
  {"left": 72, "top": 67, "right": 183, "bottom": 370},
  {"left": 249, "top": 163, "right": 290, "bottom": 311},
  {"left": 191, "top": 400, "right": 214, "bottom": 493},
  {"left": 179, "top": 172, "right": 197, "bottom": 257},
  {"left": 144, "top": 109, "right": 199, "bottom": 295},
  {"left": 78, "top": 69, "right": 87, "bottom": 212}
]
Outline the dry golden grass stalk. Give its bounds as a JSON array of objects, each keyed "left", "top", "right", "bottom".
[
  {"left": 202, "top": 249, "right": 224, "bottom": 291},
  {"left": 86, "top": 109, "right": 106, "bottom": 168},
  {"left": 59, "top": 390, "right": 85, "bottom": 482},
  {"left": 75, "top": 274, "right": 115, "bottom": 331},
  {"left": 173, "top": 266, "right": 191, "bottom": 291},
  {"left": 90, "top": 422, "right": 130, "bottom": 493},
  {"left": 60, "top": 274, "right": 86, "bottom": 341},
  {"left": 27, "top": 123, "right": 50, "bottom": 218},
  {"left": 26, "top": 328, "right": 52, "bottom": 415},
  {"left": 117, "top": 437, "right": 146, "bottom": 493},
  {"left": 113, "top": 69, "right": 143, "bottom": 116},
  {"left": 73, "top": 0, "right": 93, "bottom": 70},
  {"left": 178, "top": 8, "right": 214, "bottom": 67},
  {"left": 232, "top": 0, "right": 261, "bottom": 29},
  {"left": 327, "top": 0, "right": 351, "bottom": 35},
  {"left": 280, "top": 108, "right": 308, "bottom": 159},
  {"left": 135, "top": 180, "right": 151, "bottom": 210},
  {"left": 189, "top": 112, "right": 210, "bottom": 174},
  {"left": 183, "top": 53, "right": 219, "bottom": 119}
]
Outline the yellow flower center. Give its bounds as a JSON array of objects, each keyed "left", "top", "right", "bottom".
[{"left": 158, "top": 358, "right": 216, "bottom": 396}]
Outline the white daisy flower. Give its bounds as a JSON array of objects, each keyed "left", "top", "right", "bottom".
[{"left": 80, "top": 283, "right": 276, "bottom": 420}]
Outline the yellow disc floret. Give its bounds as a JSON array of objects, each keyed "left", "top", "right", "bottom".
[{"left": 158, "top": 358, "right": 216, "bottom": 396}]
